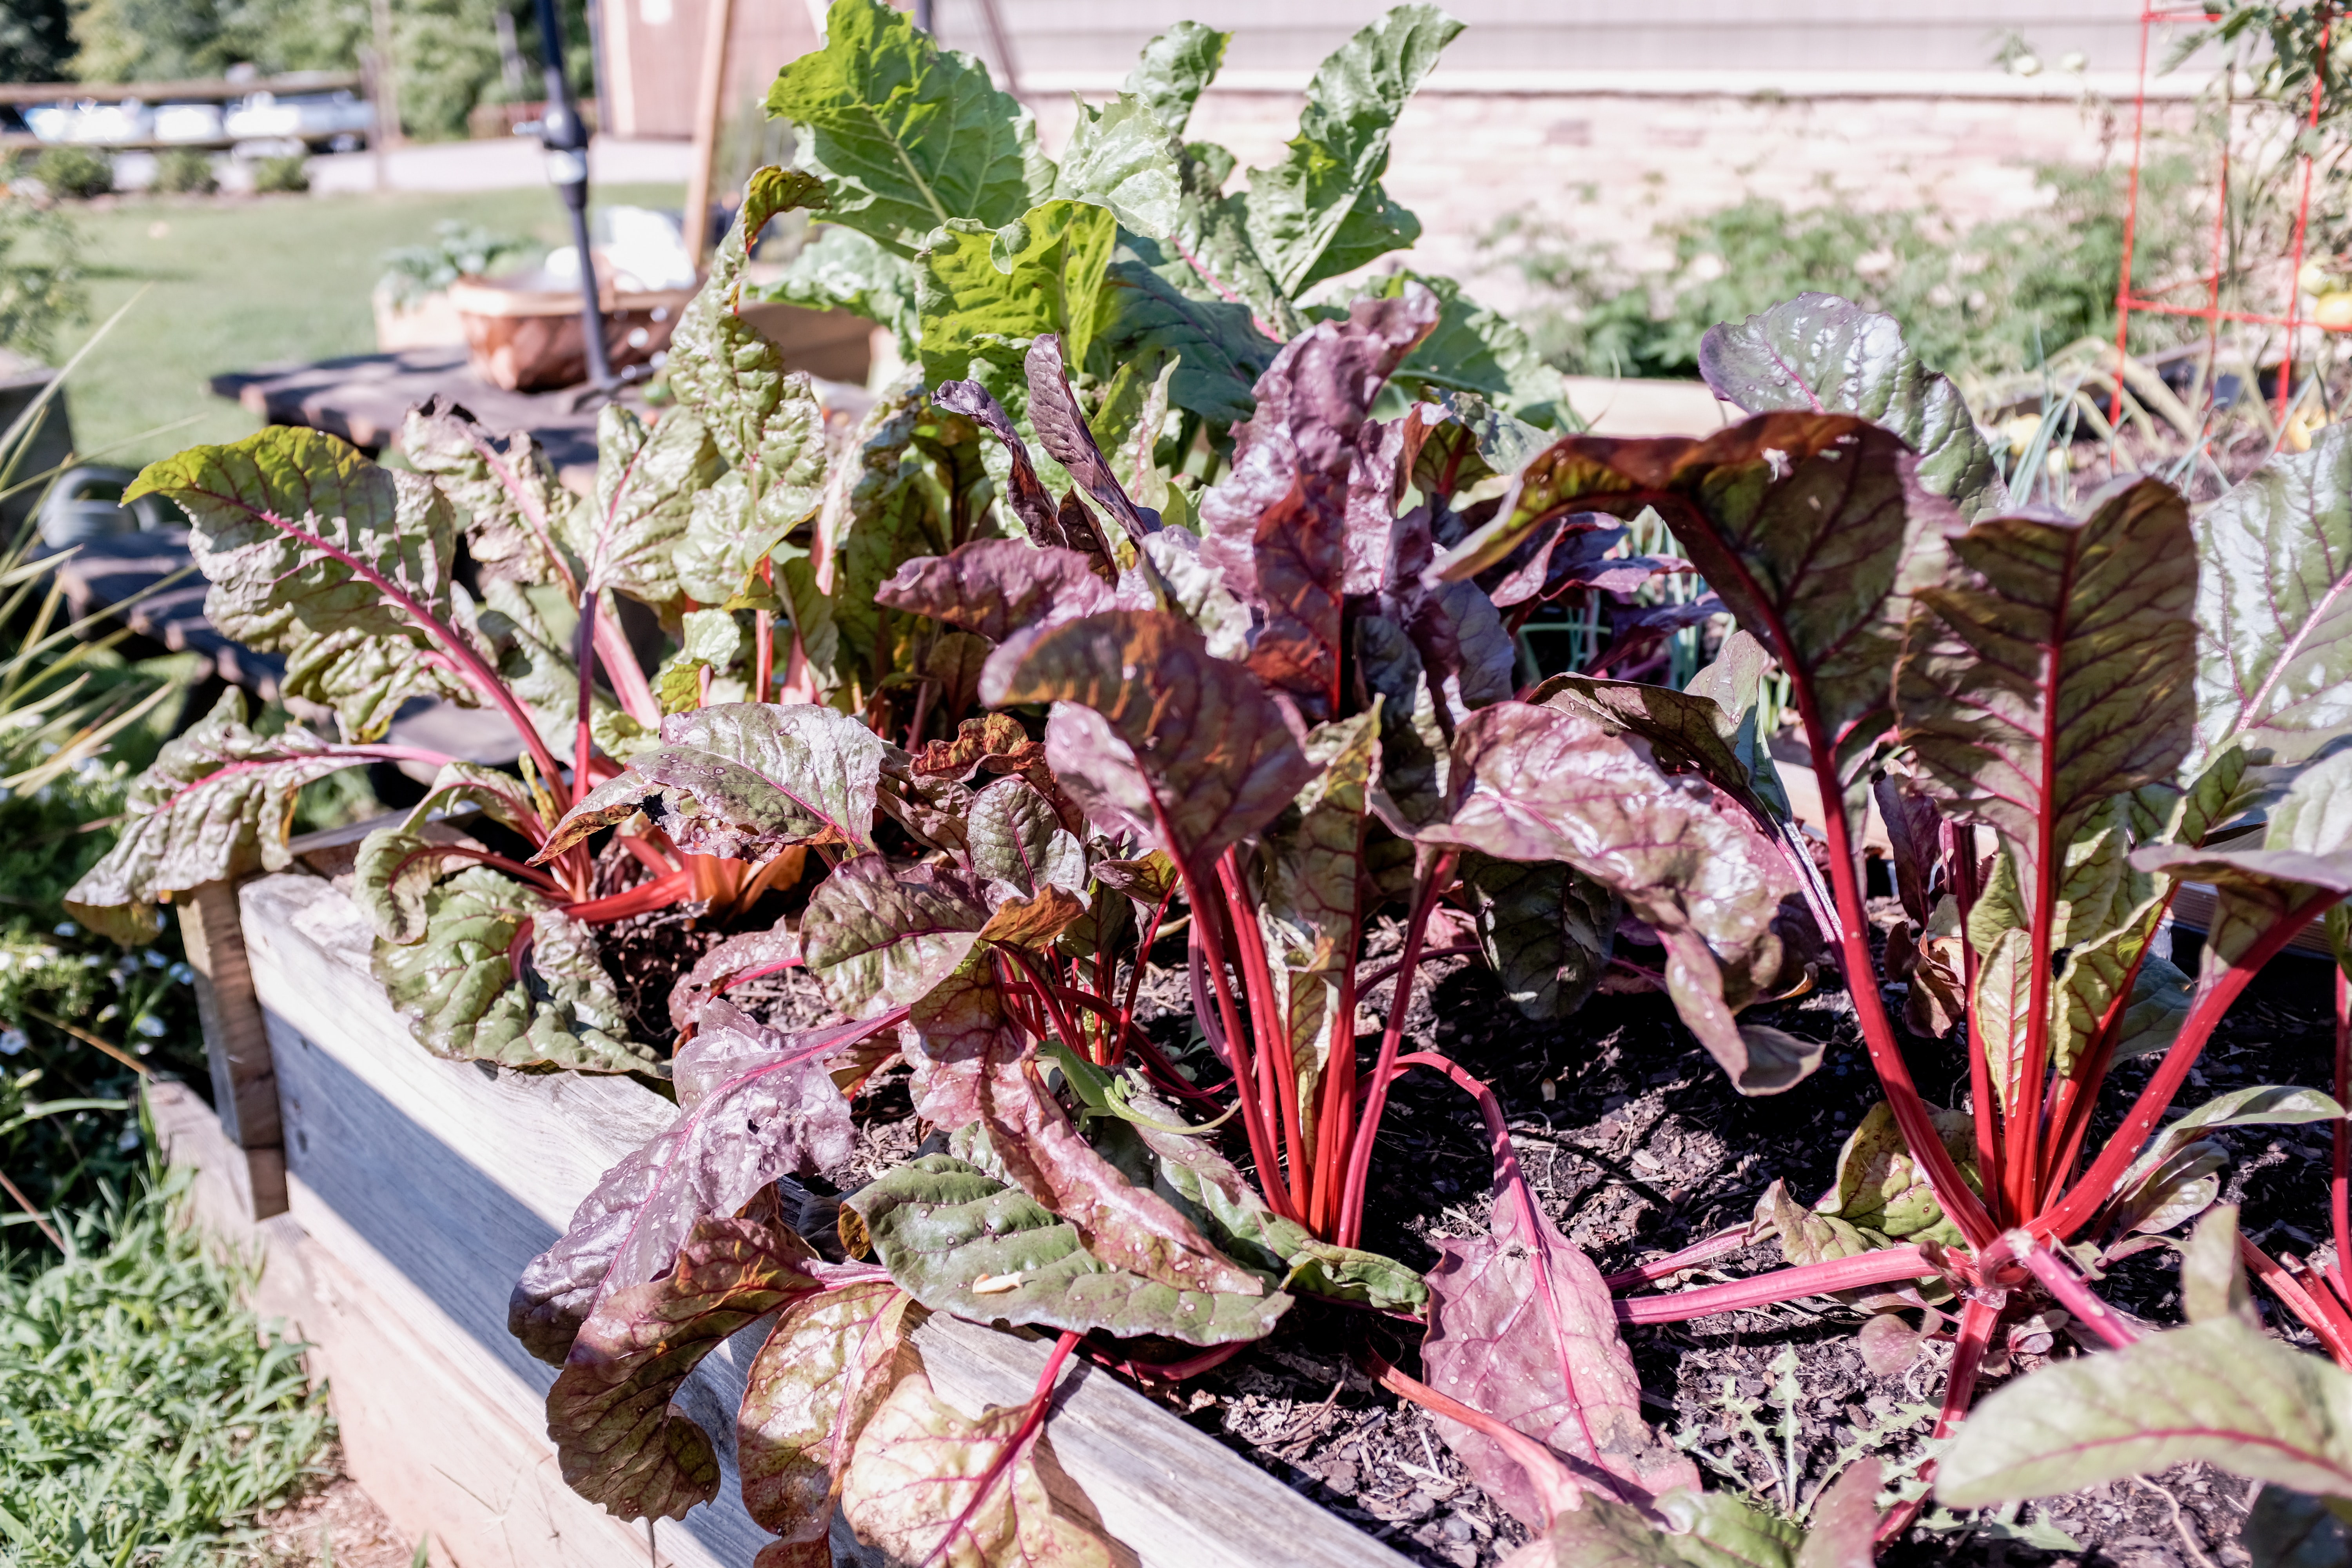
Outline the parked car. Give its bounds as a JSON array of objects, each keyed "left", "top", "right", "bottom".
[{"left": 223, "top": 90, "right": 372, "bottom": 150}]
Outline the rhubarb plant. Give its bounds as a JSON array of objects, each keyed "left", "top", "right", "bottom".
[{"left": 505, "top": 272, "right": 1746, "bottom": 1557}]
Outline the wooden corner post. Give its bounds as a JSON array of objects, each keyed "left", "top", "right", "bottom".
[{"left": 178, "top": 878, "right": 287, "bottom": 1221}]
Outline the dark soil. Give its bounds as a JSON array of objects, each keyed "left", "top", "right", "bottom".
[{"left": 707, "top": 897, "right": 2342, "bottom": 1568}]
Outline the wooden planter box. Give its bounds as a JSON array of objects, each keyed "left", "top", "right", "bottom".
[{"left": 156, "top": 867, "right": 1406, "bottom": 1568}]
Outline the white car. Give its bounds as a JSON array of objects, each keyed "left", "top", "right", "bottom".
[{"left": 223, "top": 90, "right": 374, "bottom": 147}]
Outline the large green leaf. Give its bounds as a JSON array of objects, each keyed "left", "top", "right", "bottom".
[
  {"left": 402, "top": 395, "right": 576, "bottom": 589},
  {"left": 370, "top": 868, "right": 657, "bottom": 1073},
  {"left": 1461, "top": 853, "right": 1617, "bottom": 1021},
  {"left": 1100, "top": 232, "right": 1278, "bottom": 427},
  {"left": 2135, "top": 747, "right": 2352, "bottom": 969},
  {"left": 2192, "top": 421, "right": 2352, "bottom": 767},
  {"left": 755, "top": 223, "right": 920, "bottom": 345},
  {"left": 1381, "top": 271, "right": 1572, "bottom": 430},
  {"left": 541, "top": 702, "right": 891, "bottom": 863},
  {"left": 1432, "top": 701, "right": 1819, "bottom": 1094},
  {"left": 1896, "top": 475, "right": 2197, "bottom": 889},
  {"left": 1237, "top": 4, "right": 1463, "bottom": 294},
  {"left": 1124, "top": 21, "right": 1229, "bottom": 138},
  {"left": 1937, "top": 1318, "right": 2352, "bottom": 1506},
  {"left": 548, "top": 1217, "right": 822, "bottom": 1521},
  {"left": 63, "top": 689, "right": 368, "bottom": 942},
  {"left": 915, "top": 200, "right": 1120, "bottom": 405},
  {"left": 666, "top": 167, "right": 832, "bottom": 604},
  {"left": 842, "top": 1153, "right": 1290, "bottom": 1344},
  {"left": 561, "top": 403, "right": 722, "bottom": 613},
  {"left": 127, "top": 426, "right": 474, "bottom": 740},
  {"left": 1697, "top": 292, "right": 2007, "bottom": 522},
  {"left": 982, "top": 610, "right": 1319, "bottom": 879},
  {"left": 766, "top": 0, "right": 1053, "bottom": 256},
  {"left": 1051, "top": 93, "right": 1182, "bottom": 241}
]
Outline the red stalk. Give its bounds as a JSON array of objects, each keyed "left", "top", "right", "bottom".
[
  {"left": 1877, "top": 1293, "right": 2002, "bottom": 1544},
  {"left": 562, "top": 867, "right": 695, "bottom": 923},
  {"left": 614, "top": 833, "right": 677, "bottom": 880},
  {"left": 1334, "top": 849, "right": 1457, "bottom": 1249},
  {"left": 2334, "top": 964, "right": 2350, "bottom": 1299},
  {"left": 2038, "top": 894, "right": 2339, "bottom": 1241},
  {"left": 2241, "top": 1235, "right": 2352, "bottom": 1366},
  {"left": 1108, "top": 1341, "right": 1246, "bottom": 1381},
  {"left": 573, "top": 588, "right": 599, "bottom": 808},
  {"left": 1613, "top": 1245, "right": 1935, "bottom": 1324},
  {"left": 392, "top": 843, "right": 568, "bottom": 900},
  {"left": 1601, "top": 1224, "right": 1755, "bottom": 1291},
  {"left": 1181, "top": 870, "right": 1297, "bottom": 1225},
  {"left": 1365, "top": 1350, "right": 1594, "bottom": 1525},
  {"left": 1219, "top": 849, "right": 1304, "bottom": 1215},
  {"left": 1950, "top": 826, "right": 2004, "bottom": 1223},
  {"left": 915, "top": 1331, "right": 1081, "bottom": 1568},
  {"left": 592, "top": 604, "right": 661, "bottom": 727},
  {"left": 2003, "top": 1229, "right": 2138, "bottom": 1348},
  {"left": 754, "top": 555, "right": 776, "bottom": 704}
]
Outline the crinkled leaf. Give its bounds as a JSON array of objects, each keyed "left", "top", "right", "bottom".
[
  {"left": 1541, "top": 660, "right": 1791, "bottom": 833},
  {"left": 2192, "top": 421, "right": 2352, "bottom": 767},
  {"left": 916, "top": 201, "right": 1120, "bottom": 410},
  {"left": 548, "top": 1216, "right": 822, "bottom": 1520},
  {"left": 967, "top": 777, "right": 1089, "bottom": 897},
  {"left": 844, "top": 1154, "right": 1289, "bottom": 1343},
  {"left": 1896, "top": 475, "right": 2196, "bottom": 892},
  {"left": 1121, "top": 528, "right": 1249, "bottom": 660},
  {"left": 1461, "top": 852, "right": 1617, "bottom": 1021},
  {"left": 1026, "top": 335, "right": 1155, "bottom": 542},
  {"left": 758, "top": 222, "right": 920, "bottom": 345},
  {"left": 840, "top": 1367, "right": 1116, "bottom": 1568},
  {"left": 2134, "top": 747, "right": 2352, "bottom": 969},
  {"left": 1821, "top": 1100, "right": 1979, "bottom": 1245},
  {"left": 1755, "top": 1178, "right": 1881, "bottom": 1269},
  {"left": 738, "top": 1279, "right": 910, "bottom": 1557},
  {"left": 767, "top": 0, "right": 1053, "bottom": 256},
  {"left": 127, "top": 426, "right": 474, "bottom": 740},
  {"left": 1697, "top": 292, "right": 2006, "bottom": 522},
  {"left": 1124, "top": 22, "right": 1229, "bottom": 138},
  {"left": 1197, "top": 287, "right": 1440, "bottom": 715},
  {"left": 1237, "top": 5, "right": 1462, "bottom": 294},
  {"left": 541, "top": 703, "right": 889, "bottom": 862},
  {"left": 983, "top": 610, "right": 1319, "bottom": 878},
  {"left": 802, "top": 854, "right": 992, "bottom": 1018},
  {"left": 1937, "top": 1318, "right": 2352, "bottom": 1506},
  {"left": 875, "top": 539, "right": 1114, "bottom": 644},
  {"left": 351, "top": 827, "right": 474, "bottom": 945},
  {"left": 564, "top": 403, "right": 723, "bottom": 611},
  {"left": 508, "top": 1000, "right": 863, "bottom": 1364},
  {"left": 1100, "top": 231, "right": 1278, "bottom": 428},
  {"left": 1432, "top": 701, "right": 1818, "bottom": 1093},
  {"left": 669, "top": 919, "right": 802, "bottom": 1034},
  {"left": 64, "top": 689, "right": 363, "bottom": 942},
  {"left": 402, "top": 394, "right": 576, "bottom": 588},
  {"left": 1052, "top": 93, "right": 1181, "bottom": 240}
]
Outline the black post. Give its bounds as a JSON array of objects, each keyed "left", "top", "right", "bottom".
[{"left": 530, "top": 0, "right": 613, "bottom": 391}]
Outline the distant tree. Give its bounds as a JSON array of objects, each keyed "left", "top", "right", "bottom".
[{"left": 0, "top": 0, "right": 74, "bottom": 83}]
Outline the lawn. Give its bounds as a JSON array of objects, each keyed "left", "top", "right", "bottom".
[{"left": 59, "top": 181, "right": 684, "bottom": 471}]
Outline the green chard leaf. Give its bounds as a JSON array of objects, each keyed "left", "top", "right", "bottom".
[
  {"left": 1500, "top": 1490, "right": 1806, "bottom": 1568},
  {"left": 1237, "top": 4, "right": 1463, "bottom": 295},
  {"left": 767, "top": 0, "right": 1053, "bottom": 256},
  {"left": 402, "top": 394, "right": 577, "bottom": 589},
  {"left": 1100, "top": 231, "right": 1279, "bottom": 428},
  {"left": 1461, "top": 853, "right": 1617, "bottom": 1021},
  {"left": 563, "top": 402, "right": 722, "bottom": 614},
  {"left": 1938, "top": 1318, "right": 2352, "bottom": 1507},
  {"left": 1380, "top": 270, "right": 1572, "bottom": 430},
  {"left": 2134, "top": 747, "right": 2352, "bottom": 971},
  {"left": 755, "top": 222, "right": 920, "bottom": 345},
  {"left": 1697, "top": 292, "right": 2008, "bottom": 522},
  {"left": 2243, "top": 1486, "right": 2352, "bottom": 1568},
  {"left": 842, "top": 1153, "right": 1289, "bottom": 1345},
  {"left": 127, "top": 425, "right": 477, "bottom": 741},
  {"left": 1052, "top": 93, "right": 1183, "bottom": 240},
  {"left": 370, "top": 868, "right": 657, "bottom": 1073},
  {"left": 1124, "top": 21, "right": 1230, "bottom": 138},
  {"left": 1820, "top": 1100, "right": 1980, "bottom": 1244},
  {"left": 64, "top": 689, "right": 370, "bottom": 942},
  {"left": 916, "top": 199, "right": 1121, "bottom": 404},
  {"left": 2192, "top": 421, "right": 2352, "bottom": 768}
]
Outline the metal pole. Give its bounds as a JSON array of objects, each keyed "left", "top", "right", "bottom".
[
  {"left": 913, "top": 0, "right": 933, "bottom": 34},
  {"left": 531, "top": 0, "right": 614, "bottom": 391}
]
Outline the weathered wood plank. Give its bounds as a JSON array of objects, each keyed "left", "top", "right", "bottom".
[
  {"left": 238, "top": 871, "right": 1407, "bottom": 1568},
  {"left": 179, "top": 877, "right": 287, "bottom": 1221}
]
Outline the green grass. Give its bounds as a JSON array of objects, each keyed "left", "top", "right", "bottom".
[
  {"left": 0, "top": 1159, "right": 334, "bottom": 1564},
  {"left": 61, "top": 183, "right": 683, "bottom": 470}
]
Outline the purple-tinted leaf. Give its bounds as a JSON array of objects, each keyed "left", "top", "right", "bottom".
[
  {"left": 1341, "top": 415, "right": 1406, "bottom": 595},
  {"left": 1937, "top": 1318, "right": 2352, "bottom": 1508},
  {"left": 875, "top": 539, "right": 1115, "bottom": 643},
  {"left": 507, "top": 1005, "right": 865, "bottom": 1365},
  {"left": 1698, "top": 292, "right": 2007, "bottom": 522},
  {"left": 1425, "top": 1135, "right": 1699, "bottom": 1527},
  {"left": 538, "top": 703, "right": 890, "bottom": 862},
  {"left": 738, "top": 1279, "right": 911, "bottom": 1561},
  {"left": 801, "top": 854, "right": 993, "bottom": 1018},
  {"left": 1054, "top": 488, "right": 1119, "bottom": 580},
  {"left": 64, "top": 689, "right": 368, "bottom": 942},
  {"left": 839, "top": 1367, "right": 1118, "bottom": 1568},
  {"left": 933, "top": 378, "right": 1069, "bottom": 549},
  {"left": 843, "top": 1153, "right": 1288, "bottom": 1344},
  {"left": 1479, "top": 517, "right": 1670, "bottom": 608},
  {"left": 1795, "top": 1457, "right": 1884, "bottom": 1568},
  {"left": 1540, "top": 665, "right": 1788, "bottom": 833},
  {"left": 967, "top": 776, "right": 1089, "bottom": 897},
  {"left": 1027, "top": 333, "right": 1156, "bottom": 540},
  {"left": 548, "top": 1216, "right": 822, "bottom": 1519},
  {"left": 1196, "top": 287, "right": 1440, "bottom": 715},
  {"left": 2192, "top": 423, "right": 2352, "bottom": 768},
  {"left": 1432, "top": 701, "right": 1819, "bottom": 1092},
  {"left": 982, "top": 610, "right": 1319, "bottom": 878},
  {"left": 668, "top": 920, "right": 801, "bottom": 1034},
  {"left": 1895, "top": 475, "right": 2197, "bottom": 893}
]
